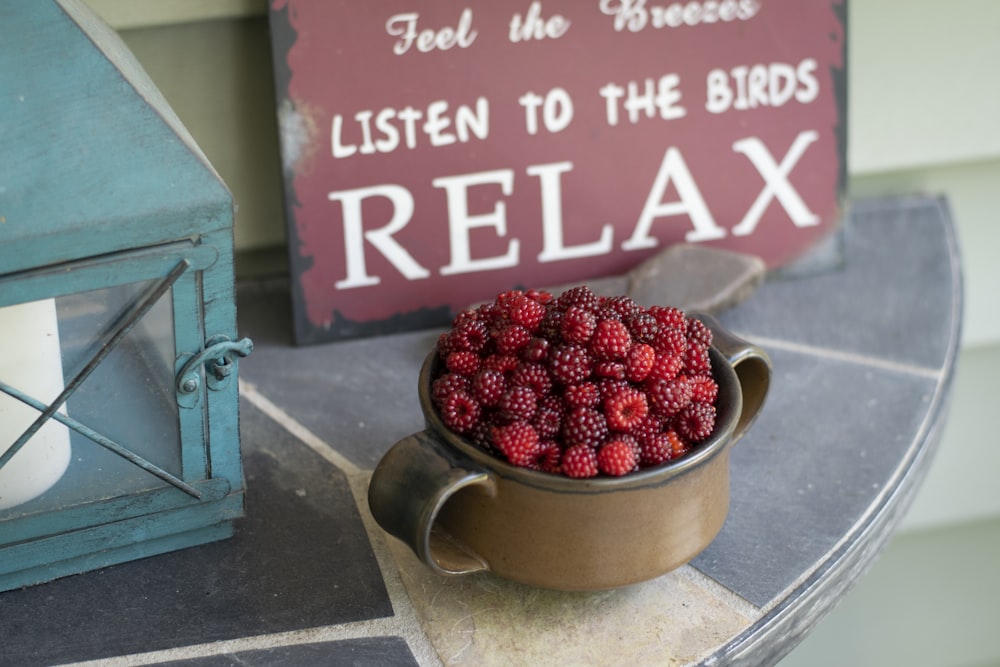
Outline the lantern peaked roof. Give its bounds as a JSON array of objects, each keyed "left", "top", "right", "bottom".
[{"left": 0, "top": 0, "right": 233, "bottom": 275}]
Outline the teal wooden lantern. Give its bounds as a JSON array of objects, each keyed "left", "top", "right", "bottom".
[{"left": 0, "top": 1, "right": 251, "bottom": 590}]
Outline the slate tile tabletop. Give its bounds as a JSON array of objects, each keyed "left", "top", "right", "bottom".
[{"left": 0, "top": 195, "right": 961, "bottom": 666}]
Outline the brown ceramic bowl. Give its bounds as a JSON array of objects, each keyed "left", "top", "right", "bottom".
[{"left": 368, "top": 313, "right": 770, "bottom": 591}]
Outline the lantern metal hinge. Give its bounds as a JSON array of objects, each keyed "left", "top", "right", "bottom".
[{"left": 176, "top": 336, "right": 253, "bottom": 408}]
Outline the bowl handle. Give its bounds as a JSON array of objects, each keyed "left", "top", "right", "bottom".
[
  {"left": 694, "top": 312, "right": 772, "bottom": 445},
  {"left": 368, "top": 429, "right": 495, "bottom": 575}
]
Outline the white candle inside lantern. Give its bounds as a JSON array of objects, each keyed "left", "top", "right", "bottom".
[{"left": 0, "top": 299, "right": 72, "bottom": 511}]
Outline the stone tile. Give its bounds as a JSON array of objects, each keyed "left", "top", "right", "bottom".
[
  {"left": 715, "top": 196, "right": 959, "bottom": 371},
  {"left": 238, "top": 279, "right": 435, "bottom": 470},
  {"left": 155, "top": 637, "right": 418, "bottom": 666},
  {"left": 0, "top": 401, "right": 392, "bottom": 666},
  {"left": 690, "top": 346, "right": 940, "bottom": 607},
  {"left": 385, "top": 538, "right": 753, "bottom": 667}
]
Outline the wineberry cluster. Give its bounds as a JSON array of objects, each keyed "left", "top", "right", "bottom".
[{"left": 431, "top": 286, "right": 719, "bottom": 478}]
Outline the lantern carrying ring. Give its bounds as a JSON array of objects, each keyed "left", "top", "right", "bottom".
[{"left": 176, "top": 336, "right": 253, "bottom": 407}]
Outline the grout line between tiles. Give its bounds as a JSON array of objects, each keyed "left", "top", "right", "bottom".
[
  {"left": 740, "top": 334, "right": 942, "bottom": 379},
  {"left": 64, "top": 380, "right": 445, "bottom": 667}
]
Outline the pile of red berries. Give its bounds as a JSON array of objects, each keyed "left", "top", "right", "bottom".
[{"left": 430, "top": 286, "right": 719, "bottom": 478}]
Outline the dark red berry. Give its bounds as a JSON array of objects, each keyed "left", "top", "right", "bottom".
[
  {"left": 505, "top": 293, "right": 547, "bottom": 331},
  {"left": 548, "top": 343, "right": 593, "bottom": 385},
  {"left": 532, "top": 395, "right": 564, "bottom": 439},
  {"left": 562, "top": 406, "right": 609, "bottom": 448},
  {"left": 603, "top": 386, "right": 649, "bottom": 433},
  {"left": 686, "top": 317, "right": 713, "bottom": 347},
  {"left": 521, "top": 336, "right": 551, "bottom": 362},
  {"left": 625, "top": 343, "right": 656, "bottom": 382},
  {"left": 646, "top": 352, "right": 684, "bottom": 383},
  {"left": 590, "top": 319, "right": 632, "bottom": 360},
  {"left": 446, "top": 350, "right": 480, "bottom": 377},
  {"left": 593, "top": 360, "right": 626, "bottom": 380},
  {"left": 647, "top": 376, "right": 693, "bottom": 417},
  {"left": 626, "top": 312, "right": 660, "bottom": 343},
  {"left": 440, "top": 390, "right": 480, "bottom": 433},
  {"left": 556, "top": 285, "right": 599, "bottom": 312},
  {"left": 598, "top": 438, "right": 638, "bottom": 476},
  {"left": 683, "top": 342, "right": 711, "bottom": 375},
  {"left": 492, "top": 421, "right": 541, "bottom": 467},
  {"left": 561, "top": 305, "right": 597, "bottom": 343},
  {"left": 649, "top": 306, "right": 686, "bottom": 331},
  {"left": 562, "top": 444, "right": 599, "bottom": 478},
  {"left": 563, "top": 382, "right": 600, "bottom": 409},
  {"left": 472, "top": 369, "right": 506, "bottom": 406},
  {"left": 498, "top": 385, "right": 538, "bottom": 422},
  {"left": 510, "top": 362, "right": 553, "bottom": 397},
  {"left": 675, "top": 402, "right": 716, "bottom": 442},
  {"left": 688, "top": 374, "right": 719, "bottom": 404},
  {"left": 432, "top": 373, "right": 469, "bottom": 407},
  {"left": 496, "top": 324, "right": 531, "bottom": 354}
]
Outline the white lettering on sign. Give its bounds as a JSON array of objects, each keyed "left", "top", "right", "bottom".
[
  {"left": 519, "top": 88, "right": 574, "bottom": 134},
  {"left": 385, "top": 9, "right": 477, "bottom": 55},
  {"left": 331, "top": 98, "right": 489, "bottom": 157},
  {"left": 599, "top": 0, "right": 761, "bottom": 32},
  {"left": 326, "top": 132, "right": 820, "bottom": 289},
  {"left": 599, "top": 74, "right": 685, "bottom": 126},
  {"left": 706, "top": 59, "right": 819, "bottom": 113},
  {"left": 328, "top": 185, "right": 430, "bottom": 289},
  {"left": 509, "top": 2, "right": 571, "bottom": 42},
  {"left": 530, "top": 162, "right": 614, "bottom": 262},
  {"left": 435, "top": 170, "right": 521, "bottom": 276},
  {"left": 731, "top": 131, "right": 820, "bottom": 235}
]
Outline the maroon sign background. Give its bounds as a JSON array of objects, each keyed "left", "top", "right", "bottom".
[{"left": 269, "top": 0, "right": 847, "bottom": 344}]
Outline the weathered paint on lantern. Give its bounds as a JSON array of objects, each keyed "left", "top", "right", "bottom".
[{"left": 0, "top": 1, "right": 250, "bottom": 590}]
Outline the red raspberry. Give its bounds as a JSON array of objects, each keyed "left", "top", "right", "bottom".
[
  {"left": 505, "top": 293, "right": 547, "bottom": 331},
  {"left": 561, "top": 306, "right": 597, "bottom": 343},
  {"left": 683, "top": 342, "right": 711, "bottom": 375},
  {"left": 496, "top": 324, "right": 531, "bottom": 354},
  {"left": 449, "top": 316, "right": 489, "bottom": 353},
  {"left": 432, "top": 373, "right": 469, "bottom": 407},
  {"left": 498, "top": 385, "right": 538, "bottom": 422},
  {"left": 472, "top": 369, "right": 506, "bottom": 406},
  {"left": 537, "top": 308, "right": 564, "bottom": 342},
  {"left": 626, "top": 312, "right": 660, "bottom": 344},
  {"left": 446, "top": 350, "right": 480, "bottom": 377},
  {"left": 532, "top": 395, "right": 564, "bottom": 439},
  {"left": 491, "top": 421, "right": 541, "bottom": 468},
  {"left": 563, "top": 382, "right": 600, "bottom": 409},
  {"left": 640, "top": 430, "right": 685, "bottom": 466},
  {"left": 556, "top": 285, "right": 599, "bottom": 312},
  {"left": 625, "top": 343, "right": 656, "bottom": 382},
  {"left": 593, "top": 360, "right": 626, "bottom": 380},
  {"left": 597, "top": 438, "right": 638, "bottom": 476},
  {"left": 548, "top": 343, "right": 593, "bottom": 385},
  {"left": 646, "top": 352, "right": 684, "bottom": 383},
  {"left": 647, "top": 376, "right": 693, "bottom": 417},
  {"left": 649, "top": 306, "right": 686, "bottom": 331},
  {"left": 653, "top": 327, "right": 687, "bottom": 357},
  {"left": 440, "top": 390, "right": 480, "bottom": 434},
  {"left": 596, "top": 378, "right": 631, "bottom": 401},
  {"left": 521, "top": 336, "right": 551, "bottom": 362},
  {"left": 590, "top": 319, "right": 632, "bottom": 360},
  {"left": 526, "top": 288, "right": 554, "bottom": 304},
  {"left": 600, "top": 295, "right": 642, "bottom": 322},
  {"left": 562, "top": 406, "right": 609, "bottom": 448},
  {"left": 603, "top": 386, "right": 649, "bottom": 433},
  {"left": 482, "top": 353, "right": 520, "bottom": 375},
  {"left": 436, "top": 332, "right": 454, "bottom": 356},
  {"left": 510, "top": 362, "right": 553, "bottom": 397},
  {"left": 686, "top": 317, "right": 713, "bottom": 347},
  {"left": 688, "top": 374, "right": 719, "bottom": 404},
  {"left": 631, "top": 414, "right": 663, "bottom": 444},
  {"left": 675, "top": 402, "right": 716, "bottom": 442},
  {"left": 562, "top": 444, "right": 599, "bottom": 478},
  {"left": 538, "top": 440, "right": 562, "bottom": 474}
]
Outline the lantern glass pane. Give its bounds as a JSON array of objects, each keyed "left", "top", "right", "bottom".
[{"left": 0, "top": 279, "right": 182, "bottom": 516}]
